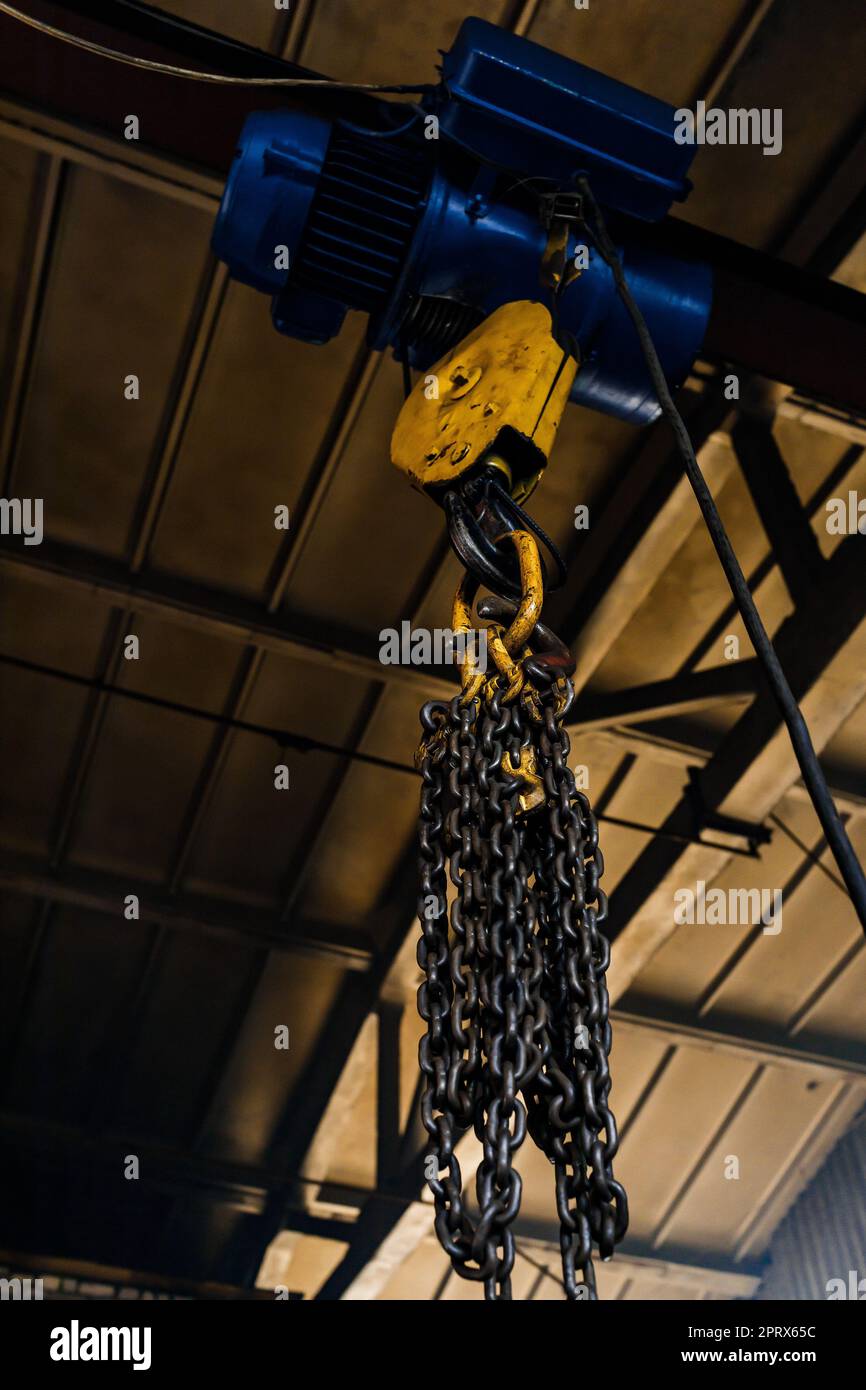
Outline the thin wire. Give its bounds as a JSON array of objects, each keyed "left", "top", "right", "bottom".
[
  {"left": 0, "top": 650, "right": 413, "bottom": 775},
  {"left": 0, "top": 649, "right": 744, "bottom": 853},
  {"left": 770, "top": 813, "right": 848, "bottom": 895},
  {"left": 575, "top": 175, "right": 866, "bottom": 935},
  {"left": 0, "top": 3, "right": 431, "bottom": 91},
  {"left": 340, "top": 109, "right": 424, "bottom": 140},
  {"left": 515, "top": 1243, "right": 556, "bottom": 1280}
]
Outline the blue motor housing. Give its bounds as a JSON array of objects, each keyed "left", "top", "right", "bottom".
[
  {"left": 438, "top": 17, "right": 695, "bottom": 222},
  {"left": 211, "top": 18, "right": 712, "bottom": 425}
]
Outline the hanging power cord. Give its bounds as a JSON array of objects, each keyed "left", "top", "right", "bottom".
[
  {"left": 575, "top": 176, "right": 866, "bottom": 935},
  {"left": 0, "top": 3, "right": 431, "bottom": 91}
]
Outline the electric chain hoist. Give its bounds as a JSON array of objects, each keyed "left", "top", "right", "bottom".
[
  {"left": 212, "top": 18, "right": 710, "bottom": 423},
  {"left": 211, "top": 14, "right": 698, "bottom": 1302},
  {"left": 211, "top": 15, "right": 866, "bottom": 1300}
]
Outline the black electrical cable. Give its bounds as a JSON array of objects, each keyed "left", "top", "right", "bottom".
[
  {"left": 575, "top": 175, "right": 866, "bottom": 934},
  {"left": 398, "top": 329, "right": 413, "bottom": 401},
  {"left": 488, "top": 477, "right": 569, "bottom": 590}
]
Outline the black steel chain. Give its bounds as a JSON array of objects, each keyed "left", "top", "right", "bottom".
[{"left": 416, "top": 662, "right": 628, "bottom": 1300}]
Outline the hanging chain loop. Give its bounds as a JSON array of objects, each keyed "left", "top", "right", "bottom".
[{"left": 416, "top": 530, "right": 628, "bottom": 1300}]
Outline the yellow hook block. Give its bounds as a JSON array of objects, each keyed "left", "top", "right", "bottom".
[{"left": 391, "top": 300, "right": 578, "bottom": 507}]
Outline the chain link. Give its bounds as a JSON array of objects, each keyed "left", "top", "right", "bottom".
[{"left": 416, "top": 658, "right": 628, "bottom": 1300}]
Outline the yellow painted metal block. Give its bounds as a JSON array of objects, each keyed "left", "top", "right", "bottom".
[{"left": 391, "top": 300, "right": 577, "bottom": 505}]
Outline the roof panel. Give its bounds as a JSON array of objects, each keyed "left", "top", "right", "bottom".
[
  {"left": 12, "top": 166, "right": 210, "bottom": 555},
  {"left": 65, "top": 698, "right": 219, "bottom": 882},
  {"left": 612, "top": 1046, "right": 758, "bottom": 1244},
  {"left": 529, "top": 0, "right": 750, "bottom": 106},
  {"left": 0, "top": 663, "right": 91, "bottom": 854},
  {"left": 621, "top": 792, "right": 818, "bottom": 1010},
  {"left": 112, "top": 927, "right": 264, "bottom": 1143},
  {"left": 0, "top": 568, "right": 108, "bottom": 674},
  {"left": 676, "top": 0, "right": 866, "bottom": 247},
  {"left": 148, "top": 290, "right": 368, "bottom": 598},
  {"left": 0, "top": 137, "right": 43, "bottom": 386},
  {"left": 152, "top": 0, "right": 279, "bottom": 50},
  {"left": 300, "top": 0, "right": 511, "bottom": 86},
  {"left": 704, "top": 856, "right": 862, "bottom": 1031},
  {"left": 198, "top": 950, "right": 348, "bottom": 1166},
  {"left": 4, "top": 904, "right": 155, "bottom": 1123},
  {"left": 660, "top": 1068, "right": 854, "bottom": 1256},
  {"left": 279, "top": 358, "right": 445, "bottom": 629}
]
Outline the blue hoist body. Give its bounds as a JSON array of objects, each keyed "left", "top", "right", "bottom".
[{"left": 212, "top": 17, "right": 712, "bottom": 426}]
